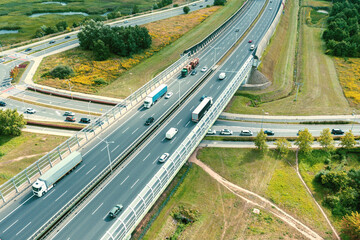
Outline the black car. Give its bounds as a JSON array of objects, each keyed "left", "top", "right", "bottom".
[
  {"left": 0, "top": 101, "right": 6, "bottom": 107},
  {"left": 49, "top": 40, "right": 56, "bottom": 44},
  {"left": 25, "top": 48, "right": 32, "bottom": 52},
  {"left": 80, "top": 118, "right": 91, "bottom": 124},
  {"left": 191, "top": 70, "right": 197, "bottom": 75},
  {"left": 264, "top": 130, "right": 274, "bottom": 136},
  {"left": 331, "top": 129, "right": 344, "bottom": 135},
  {"left": 145, "top": 117, "right": 154, "bottom": 125},
  {"left": 65, "top": 36, "right": 71, "bottom": 39}
]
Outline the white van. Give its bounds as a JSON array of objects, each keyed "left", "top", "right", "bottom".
[
  {"left": 219, "top": 72, "right": 226, "bottom": 80},
  {"left": 250, "top": 44, "right": 255, "bottom": 50},
  {"left": 166, "top": 128, "right": 178, "bottom": 139}
]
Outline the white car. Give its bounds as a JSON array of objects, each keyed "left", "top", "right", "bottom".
[
  {"left": 64, "top": 111, "right": 75, "bottom": 116},
  {"left": 220, "top": 129, "right": 233, "bottom": 135},
  {"left": 207, "top": 129, "right": 216, "bottom": 135},
  {"left": 240, "top": 130, "right": 253, "bottom": 136},
  {"left": 165, "top": 92, "right": 173, "bottom": 99},
  {"left": 26, "top": 108, "right": 36, "bottom": 114},
  {"left": 201, "top": 67, "right": 208, "bottom": 72},
  {"left": 250, "top": 44, "right": 255, "bottom": 50},
  {"left": 159, "top": 153, "right": 170, "bottom": 163}
]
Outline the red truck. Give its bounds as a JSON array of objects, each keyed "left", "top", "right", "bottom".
[{"left": 181, "top": 58, "right": 200, "bottom": 77}]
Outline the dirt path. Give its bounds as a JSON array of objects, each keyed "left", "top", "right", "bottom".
[
  {"left": 189, "top": 149, "right": 323, "bottom": 240},
  {"left": 0, "top": 152, "right": 47, "bottom": 167},
  {"left": 295, "top": 150, "right": 340, "bottom": 240}
]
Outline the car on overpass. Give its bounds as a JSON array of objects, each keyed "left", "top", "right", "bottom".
[
  {"left": 331, "top": 129, "right": 344, "bottom": 135},
  {"left": 207, "top": 129, "right": 216, "bottom": 135},
  {"left": 159, "top": 153, "right": 169, "bottom": 163},
  {"left": 26, "top": 108, "right": 36, "bottom": 114},
  {"left": 109, "top": 204, "right": 123, "bottom": 218},
  {"left": 64, "top": 111, "right": 75, "bottom": 116},
  {"left": 264, "top": 130, "right": 275, "bottom": 136},
  {"left": 220, "top": 129, "right": 233, "bottom": 135},
  {"left": 0, "top": 101, "right": 6, "bottom": 106},
  {"left": 240, "top": 130, "right": 253, "bottom": 136},
  {"left": 145, "top": 117, "right": 154, "bottom": 125},
  {"left": 80, "top": 117, "right": 91, "bottom": 124},
  {"left": 66, "top": 116, "right": 76, "bottom": 122}
]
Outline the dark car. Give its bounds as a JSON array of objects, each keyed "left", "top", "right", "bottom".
[
  {"left": 109, "top": 204, "right": 123, "bottom": 218},
  {"left": 331, "top": 129, "right": 344, "bottom": 135},
  {"left": 25, "top": 48, "right": 32, "bottom": 52},
  {"left": 264, "top": 130, "right": 274, "bottom": 136},
  {"left": 200, "top": 95, "right": 207, "bottom": 101},
  {"left": 80, "top": 117, "right": 91, "bottom": 124},
  {"left": 191, "top": 69, "right": 197, "bottom": 75},
  {"left": 49, "top": 40, "right": 56, "bottom": 44},
  {"left": 0, "top": 101, "right": 6, "bottom": 107},
  {"left": 66, "top": 116, "right": 76, "bottom": 122},
  {"left": 145, "top": 117, "right": 154, "bottom": 125},
  {"left": 65, "top": 36, "right": 71, "bottom": 39}
]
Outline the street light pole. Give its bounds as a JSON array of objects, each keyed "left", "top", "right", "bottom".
[
  {"left": 261, "top": 110, "right": 268, "bottom": 129},
  {"left": 96, "top": 136, "right": 114, "bottom": 173},
  {"left": 178, "top": 80, "right": 181, "bottom": 108},
  {"left": 67, "top": 80, "right": 73, "bottom": 99},
  {"left": 351, "top": 111, "right": 356, "bottom": 131},
  {"left": 88, "top": 101, "right": 91, "bottom": 117}
]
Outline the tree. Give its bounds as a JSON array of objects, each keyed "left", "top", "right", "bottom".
[
  {"left": 214, "top": 0, "right": 226, "bottom": 6},
  {"left": 341, "top": 211, "right": 360, "bottom": 239},
  {"left": 10, "top": 66, "right": 19, "bottom": 79},
  {"left": 275, "top": 138, "right": 291, "bottom": 156},
  {"left": 295, "top": 128, "right": 314, "bottom": 154},
  {"left": 183, "top": 6, "right": 190, "bottom": 14},
  {"left": 341, "top": 131, "right": 356, "bottom": 149},
  {"left": 56, "top": 21, "right": 68, "bottom": 32},
  {"left": 318, "top": 128, "right": 335, "bottom": 152},
  {"left": 132, "top": 5, "right": 140, "bottom": 14},
  {"left": 50, "top": 65, "right": 74, "bottom": 79},
  {"left": 255, "top": 129, "right": 268, "bottom": 152},
  {"left": 93, "top": 40, "right": 110, "bottom": 61},
  {"left": 0, "top": 109, "right": 26, "bottom": 136}
]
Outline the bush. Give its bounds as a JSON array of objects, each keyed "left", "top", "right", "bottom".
[
  {"left": 50, "top": 65, "right": 74, "bottom": 79},
  {"left": 173, "top": 4, "right": 179, "bottom": 7},
  {"left": 183, "top": 6, "right": 190, "bottom": 14},
  {"left": 93, "top": 78, "right": 108, "bottom": 85},
  {"left": 214, "top": 0, "right": 226, "bottom": 6}
]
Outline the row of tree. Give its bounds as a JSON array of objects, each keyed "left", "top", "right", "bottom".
[
  {"left": 0, "top": 109, "right": 25, "bottom": 136},
  {"left": 322, "top": 0, "right": 360, "bottom": 56},
  {"left": 78, "top": 20, "right": 152, "bottom": 60},
  {"left": 153, "top": 0, "right": 173, "bottom": 10}
]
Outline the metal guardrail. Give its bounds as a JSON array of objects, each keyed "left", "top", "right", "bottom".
[
  {"left": 0, "top": 53, "right": 190, "bottom": 207},
  {"left": 101, "top": 55, "right": 254, "bottom": 240}
]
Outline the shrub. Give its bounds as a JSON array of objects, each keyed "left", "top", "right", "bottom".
[
  {"left": 214, "top": 0, "right": 226, "bottom": 6},
  {"left": 183, "top": 6, "right": 190, "bottom": 14},
  {"left": 173, "top": 4, "right": 179, "bottom": 7},
  {"left": 50, "top": 65, "right": 74, "bottom": 79},
  {"left": 93, "top": 78, "right": 108, "bottom": 85}
]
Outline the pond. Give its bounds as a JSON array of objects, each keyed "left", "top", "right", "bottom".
[
  {"left": 0, "top": 30, "right": 19, "bottom": 35},
  {"left": 29, "top": 12, "right": 89, "bottom": 17},
  {"left": 41, "top": 1, "right": 67, "bottom": 6}
]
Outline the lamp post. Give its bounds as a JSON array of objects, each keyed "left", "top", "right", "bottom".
[
  {"left": 66, "top": 80, "right": 73, "bottom": 99},
  {"left": 351, "top": 110, "right": 356, "bottom": 131},
  {"left": 88, "top": 101, "right": 91, "bottom": 117},
  {"left": 96, "top": 136, "right": 114, "bottom": 173},
  {"left": 261, "top": 109, "right": 268, "bottom": 129}
]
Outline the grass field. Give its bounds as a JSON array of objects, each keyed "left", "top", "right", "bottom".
[
  {"left": 35, "top": 7, "right": 220, "bottom": 97},
  {"left": 144, "top": 148, "right": 334, "bottom": 239},
  {"left": 0, "top": 132, "right": 68, "bottom": 184},
  {"left": 226, "top": 0, "right": 353, "bottom": 115},
  {"left": 298, "top": 149, "right": 360, "bottom": 231},
  {"left": 0, "top": 0, "right": 176, "bottom": 45}
]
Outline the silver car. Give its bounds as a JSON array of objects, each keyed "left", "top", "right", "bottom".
[{"left": 220, "top": 129, "right": 233, "bottom": 135}]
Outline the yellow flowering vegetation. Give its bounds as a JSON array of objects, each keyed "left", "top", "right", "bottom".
[
  {"left": 36, "top": 7, "right": 219, "bottom": 94},
  {"left": 334, "top": 57, "right": 360, "bottom": 107}
]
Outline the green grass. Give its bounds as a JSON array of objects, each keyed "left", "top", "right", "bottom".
[
  {"left": 0, "top": 132, "right": 68, "bottom": 184},
  {"left": 0, "top": 0, "right": 179, "bottom": 45},
  {"left": 144, "top": 160, "right": 309, "bottom": 239},
  {"left": 226, "top": 0, "right": 353, "bottom": 116}
]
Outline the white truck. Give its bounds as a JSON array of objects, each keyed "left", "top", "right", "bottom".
[
  {"left": 166, "top": 127, "right": 178, "bottom": 139},
  {"left": 32, "top": 151, "right": 82, "bottom": 197},
  {"left": 144, "top": 84, "right": 168, "bottom": 108}
]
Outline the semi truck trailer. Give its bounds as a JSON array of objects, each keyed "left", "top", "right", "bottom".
[
  {"left": 192, "top": 97, "right": 213, "bottom": 122},
  {"left": 32, "top": 151, "right": 82, "bottom": 197},
  {"left": 144, "top": 84, "right": 167, "bottom": 108}
]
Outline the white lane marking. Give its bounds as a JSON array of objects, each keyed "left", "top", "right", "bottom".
[
  {"left": 140, "top": 113, "right": 146, "bottom": 118},
  {"left": 131, "top": 179, "right": 139, "bottom": 189},
  {"left": 190, "top": 106, "right": 195, "bottom": 111},
  {"left": 170, "top": 136, "right": 177, "bottom": 144},
  {"left": 92, "top": 203, "right": 103, "bottom": 215},
  {"left": 176, "top": 119, "right": 182, "bottom": 125},
  {"left": 151, "top": 113, "right": 155, "bottom": 117},
  {"left": 111, "top": 145, "right": 119, "bottom": 153},
  {"left": 86, "top": 166, "right": 96, "bottom": 175},
  {"left": 185, "top": 121, "right": 191, "bottom": 127},
  {"left": 55, "top": 191, "right": 67, "bottom": 202},
  {"left": 75, "top": 164, "right": 85, "bottom": 173},
  {"left": 132, "top": 127, "right": 139, "bottom": 135},
  {"left": 231, "top": 60, "right": 234, "bottom": 64},
  {"left": 153, "top": 157, "right": 159, "bottom": 164},
  {"left": 161, "top": 137, "right": 166, "bottom": 142},
  {"left": 3, "top": 219, "right": 18, "bottom": 233},
  {"left": 102, "top": 213, "right": 109, "bottom": 220},
  {"left": 120, "top": 176, "right": 129, "bottom": 185},
  {"left": 143, "top": 153, "right": 151, "bottom": 161},
  {"left": 43, "top": 189, "right": 56, "bottom": 200},
  {"left": 210, "top": 84, "right": 214, "bottom": 89},
  {"left": 16, "top": 221, "right": 31, "bottom": 236},
  {"left": 217, "top": 85, "right": 221, "bottom": 90},
  {"left": 163, "top": 101, "right": 168, "bottom": 106},
  {"left": 101, "top": 146, "right": 106, "bottom": 152},
  {"left": 0, "top": 195, "right": 33, "bottom": 224},
  {"left": 121, "top": 127, "right": 129, "bottom": 134}
]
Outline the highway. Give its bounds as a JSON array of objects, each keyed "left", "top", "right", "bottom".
[
  {"left": 0, "top": 0, "right": 213, "bottom": 120},
  {"left": 0, "top": 0, "right": 281, "bottom": 239},
  {"left": 49, "top": 0, "right": 282, "bottom": 239}
]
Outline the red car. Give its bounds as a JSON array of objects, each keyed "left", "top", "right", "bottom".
[
  {"left": 248, "top": 40, "right": 253, "bottom": 43},
  {"left": 66, "top": 116, "right": 76, "bottom": 122}
]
